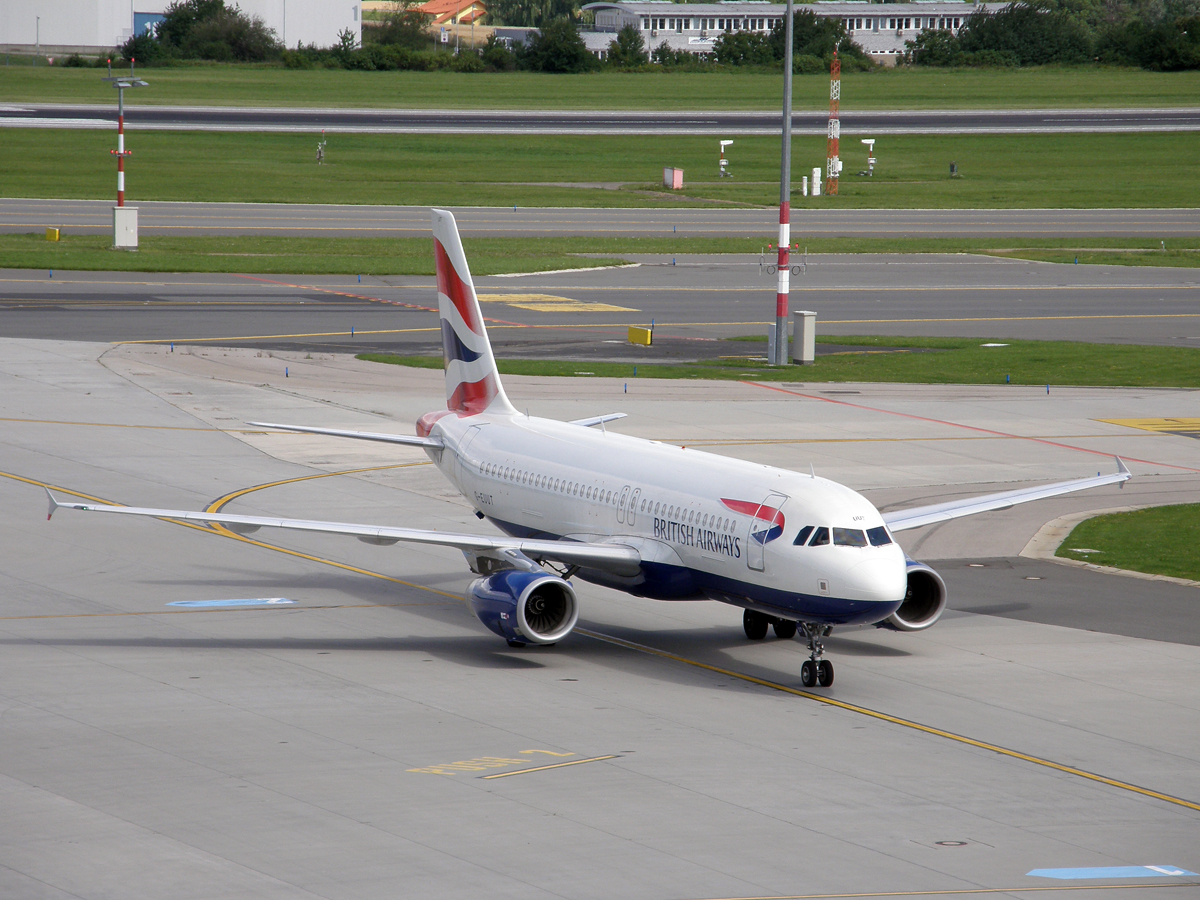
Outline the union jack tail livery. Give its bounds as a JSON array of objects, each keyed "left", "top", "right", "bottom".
[{"left": 432, "top": 208, "right": 514, "bottom": 417}]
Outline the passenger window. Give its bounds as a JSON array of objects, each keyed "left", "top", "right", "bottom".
[
  {"left": 833, "top": 528, "right": 868, "bottom": 547},
  {"left": 793, "top": 525, "right": 814, "bottom": 546},
  {"left": 809, "top": 527, "right": 829, "bottom": 546},
  {"left": 867, "top": 526, "right": 893, "bottom": 546}
]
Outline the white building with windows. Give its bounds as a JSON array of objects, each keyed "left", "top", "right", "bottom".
[
  {"left": 581, "top": 1, "right": 1000, "bottom": 63},
  {"left": 1, "top": 0, "right": 361, "bottom": 56}
]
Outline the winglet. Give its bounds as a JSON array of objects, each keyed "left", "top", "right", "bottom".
[
  {"left": 45, "top": 487, "right": 60, "bottom": 521},
  {"left": 1116, "top": 456, "right": 1130, "bottom": 487}
]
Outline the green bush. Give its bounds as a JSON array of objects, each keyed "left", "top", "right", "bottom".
[
  {"left": 519, "top": 18, "right": 597, "bottom": 72},
  {"left": 480, "top": 34, "right": 517, "bottom": 70}
]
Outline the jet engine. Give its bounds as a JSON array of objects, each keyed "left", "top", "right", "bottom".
[
  {"left": 466, "top": 569, "right": 579, "bottom": 645},
  {"left": 880, "top": 559, "right": 947, "bottom": 632}
]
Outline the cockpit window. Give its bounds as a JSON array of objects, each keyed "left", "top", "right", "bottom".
[
  {"left": 808, "top": 526, "right": 829, "bottom": 546},
  {"left": 833, "top": 527, "right": 868, "bottom": 547},
  {"left": 867, "top": 526, "right": 893, "bottom": 546},
  {"left": 793, "top": 525, "right": 814, "bottom": 546}
]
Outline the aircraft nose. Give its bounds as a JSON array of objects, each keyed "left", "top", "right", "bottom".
[{"left": 844, "top": 556, "right": 907, "bottom": 602}]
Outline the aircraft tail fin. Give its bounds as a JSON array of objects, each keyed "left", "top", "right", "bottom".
[{"left": 431, "top": 208, "right": 514, "bottom": 416}]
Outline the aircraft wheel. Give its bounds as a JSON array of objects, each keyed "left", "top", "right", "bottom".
[
  {"left": 817, "top": 660, "right": 834, "bottom": 687},
  {"left": 773, "top": 619, "right": 798, "bottom": 640},
  {"left": 743, "top": 610, "right": 769, "bottom": 640},
  {"left": 801, "top": 659, "right": 817, "bottom": 687},
  {"left": 506, "top": 639, "right": 527, "bottom": 648}
]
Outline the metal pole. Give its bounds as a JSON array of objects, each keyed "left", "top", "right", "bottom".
[
  {"left": 116, "top": 85, "right": 125, "bottom": 206},
  {"left": 773, "top": 0, "right": 794, "bottom": 366},
  {"left": 36, "top": 16, "right": 40, "bottom": 63}
]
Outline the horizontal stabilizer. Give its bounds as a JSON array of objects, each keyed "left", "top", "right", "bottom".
[
  {"left": 246, "top": 421, "right": 443, "bottom": 449},
  {"left": 569, "top": 413, "right": 627, "bottom": 428},
  {"left": 883, "top": 457, "right": 1131, "bottom": 533}
]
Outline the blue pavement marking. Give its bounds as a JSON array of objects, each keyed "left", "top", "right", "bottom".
[
  {"left": 1028, "top": 866, "right": 1197, "bottom": 880},
  {"left": 167, "top": 598, "right": 298, "bottom": 608}
]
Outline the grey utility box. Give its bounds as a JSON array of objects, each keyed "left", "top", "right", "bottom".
[
  {"left": 792, "top": 309, "right": 816, "bottom": 365},
  {"left": 113, "top": 206, "right": 138, "bottom": 249}
]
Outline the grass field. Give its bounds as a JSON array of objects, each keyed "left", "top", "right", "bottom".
[
  {"left": 1057, "top": 504, "right": 1200, "bottom": 581},
  {"left": 3, "top": 64, "right": 1200, "bottom": 110},
  {"left": 7, "top": 233, "right": 1199, "bottom": 275},
  {"left": 359, "top": 336, "right": 1200, "bottom": 388},
  {"left": 3, "top": 128, "right": 1198, "bottom": 210}
]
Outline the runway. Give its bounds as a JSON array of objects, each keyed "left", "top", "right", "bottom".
[
  {"left": 4, "top": 103, "right": 1200, "bottom": 135},
  {"left": 1, "top": 337, "right": 1198, "bottom": 899},
  {"left": 2, "top": 253, "right": 1198, "bottom": 351},
  {"left": 5, "top": 198, "right": 1200, "bottom": 238}
]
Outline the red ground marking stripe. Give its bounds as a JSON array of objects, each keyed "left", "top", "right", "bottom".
[{"left": 742, "top": 381, "right": 1200, "bottom": 474}]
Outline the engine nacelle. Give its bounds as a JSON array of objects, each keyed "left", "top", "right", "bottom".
[
  {"left": 466, "top": 569, "right": 579, "bottom": 645},
  {"left": 880, "top": 559, "right": 947, "bottom": 632}
]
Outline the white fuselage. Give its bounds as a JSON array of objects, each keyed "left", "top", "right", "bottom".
[{"left": 427, "top": 411, "right": 908, "bottom": 626}]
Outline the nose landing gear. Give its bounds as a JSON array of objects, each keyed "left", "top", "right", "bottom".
[{"left": 798, "top": 622, "right": 834, "bottom": 688}]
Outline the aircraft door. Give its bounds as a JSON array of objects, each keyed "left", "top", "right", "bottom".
[
  {"left": 746, "top": 491, "right": 788, "bottom": 572},
  {"left": 616, "top": 485, "right": 631, "bottom": 523},
  {"left": 455, "top": 425, "right": 484, "bottom": 485},
  {"left": 627, "top": 488, "right": 641, "bottom": 526}
]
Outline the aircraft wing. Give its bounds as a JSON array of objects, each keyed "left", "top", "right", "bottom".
[
  {"left": 45, "top": 492, "right": 641, "bottom": 576},
  {"left": 882, "top": 458, "right": 1131, "bottom": 533},
  {"left": 246, "top": 421, "right": 443, "bottom": 449}
]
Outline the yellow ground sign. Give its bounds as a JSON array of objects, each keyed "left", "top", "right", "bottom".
[
  {"left": 1099, "top": 418, "right": 1200, "bottom": 439},
  {"left": 476, "top": 293, "right": 636, "bottom": 313}
]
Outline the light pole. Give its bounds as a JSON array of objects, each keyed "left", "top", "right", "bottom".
[
  {"left": 772, "top": 0, "right": 794, "bottom": 366},
  {"left": 103, "top": 58, "right": 148, "bottom": 247},
  {"left": 35, "top": 16, "right": 40, "bottom": 63}
]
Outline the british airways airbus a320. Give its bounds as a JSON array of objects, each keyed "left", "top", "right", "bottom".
[{"left": 48, "top": 209, "right": 1130, "bottom": 688}]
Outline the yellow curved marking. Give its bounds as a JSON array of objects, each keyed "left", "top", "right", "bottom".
[
  {"left": 480, "top": 755, "right": 619, "bottom": 779},
  {"left": 575, "top": 629, "right": 1200, "bottom": 813},
  {"left": 200, "top": 462, "right": 461, "bottom": 601},
  {"left": 203, "top": 462, "right": 428, "bottom": 514}
]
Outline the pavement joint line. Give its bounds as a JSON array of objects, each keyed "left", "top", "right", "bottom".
[
  {"left": 743, "top": 382, "right": 1200, "bottom": 474},
  {"left": 479, "top": 755, "right": 621, "bottom": 779},
  {"left": 573, "top": 628, "right": 1200, "bottom": 813},
  {"left": 689, "top": 885, "right": 1200, "bottom": 900},
  {"left": 0, "top": 602, "right": 440, "bottom": 621},
  {"left": 111, "top": 312, "right": 1200, "bottom": 345},
  {"left": 16, "top": 470, "right": 1200, "bottom": 813},
  {"left": 0, "top": 416, "right": 264, "bottom": 432}
]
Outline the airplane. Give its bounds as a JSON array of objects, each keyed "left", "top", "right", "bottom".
[{"left": 46, "top": 208, "right": 1131, "bottom": 689}]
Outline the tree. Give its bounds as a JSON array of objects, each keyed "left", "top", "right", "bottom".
[
  {"left": 712, "top": 30, "right": 775, "bottom": 65},
  {"left": 520, "top": 17, "right": 596, "bottom": 72},
  {"left": 480, "top": 33, "right": 518, "bottom": 70},
  {"left": 607, "top": 24, "right": 648, "bottom": 67},
  {"left": 488, "top": 0, "right": 579, "bottom": 28},
  {"left": 127, "top": 0, "right": 281, "bottom": 62},
  {"left": 156, "top": 0, "right": 225, "bottom": 49},
  {"left": 372, "top": 3, "right": 432, "bottom": 50}
]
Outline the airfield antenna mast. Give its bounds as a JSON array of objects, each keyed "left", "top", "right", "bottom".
[
  {"left": 773, "top": 0, "right": 794, "bottom": 366},
  {"left": 103, "top": 58, "right": 148, "bottom": 207},
  {"left": 825, "top": 51, "right": 841, "bottom": 196}
]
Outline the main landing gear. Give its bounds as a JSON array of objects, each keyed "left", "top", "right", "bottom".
[
  {"left": 742, "top": 610, "right": 797, "bottom": 640},
  {"left": 798, "top": 622, "right": 834, "bottom": 688}
]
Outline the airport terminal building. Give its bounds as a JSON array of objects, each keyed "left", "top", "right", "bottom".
[
  {"left": 580, "top": 1, "right": 1001, "bottom": 63},
  {"left": 0, "top": 0, "right": 361, "bottom": 56}
]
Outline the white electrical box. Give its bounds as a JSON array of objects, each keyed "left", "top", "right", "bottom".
[{"left": 113, "top": 207, "right": 138, "bottom": 249}]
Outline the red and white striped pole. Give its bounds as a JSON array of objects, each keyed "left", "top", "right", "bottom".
[
  {"left": 774, "top": 0, "right": 794, "bottom": 366},
  {"left": 107, "top": 58, "right": 139, "bottom": 207},
  {"left": 115, "top": 102, "right": 126, "bottom": 206}
]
